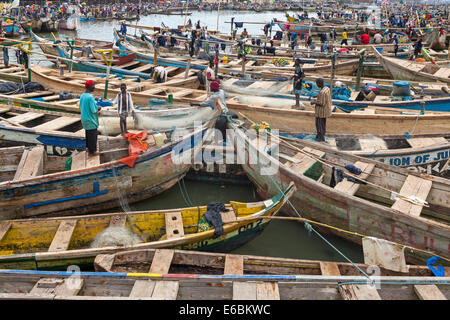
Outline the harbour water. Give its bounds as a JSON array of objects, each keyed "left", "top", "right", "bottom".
[{"left": 39, "top": 10, "right": 365, "bottom": 264}]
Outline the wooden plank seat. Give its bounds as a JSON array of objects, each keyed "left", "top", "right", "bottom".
[
  {"left": 13, "top": 91, "right": 55, "bottom": 98},
  {"left": 70, "top": 151, "right": 100, "bottom": 170},
  {"left": 285, "top": 147, "right": 326, "bottom": 179},
  {"left": 165, "top": 212, "right": 185, "bottom": 240},
  {"left": 119, "top": 60, "right": 141, "bottom": 69},
  {"left": 6, "top": 112, "right": 44, "bottom": 125},
  {"left": 171, "top": 89, "right": 194, "bottom": 98},
  {"left": 48, "top": 219, "right": 77, "bottom": 252},
  {"left": 391, "top": 175, "right": 432, "bottom": 217},
  {"left": 0, "top": 222, "right": 11, "bottom": 242},
  {"left": 13, "top": 146, "right": 45, "bottom": 180},
  {"left": 149, "top": 249, "right": 174, "bottom": 274},
  {"left": 42, "top": 95, "right": 62, "bottom": 102},
  {"left": 433, "top": 68, "right": 450, "bottom": 79},
  {"left": 406, "top": 137, "right": 448, "bottom": 148},
  {"left": 33, "top": 116, "right": 80, "bottom": 131},
  {"left": 129, "top": 280, "right": 179, "bottom": 299},
  {"left": 358, "top": 137, "right": 387, "bottom": 152},
  {"left": 233, "top": 282, "right": 280, "bottom": 300},
  {"left": 29, "top": 278, "right": 83, "bottom": 297},
  {"left": 132, "top": 64, "right": 155, "bottom": 73},
  {"left": 0, "top": 106, "right": 11, "bottom": 114},
  {"left": 140, "top": 87, "right": 167, "bottom": 95},
  {"left": 224, "top": 254, "right": 244, "bottom": 275},
  {"left": 334, "top": 161, "right": 375, "bottom": 196},
  {"left": 320, "top": 261, "right": 381, "bottom": 300},
  {"left": 414, "top": 285, "right": 447, "bottom": 300},
  {"left": 220, "top": 208, "right": 237, "bottom": 224}
]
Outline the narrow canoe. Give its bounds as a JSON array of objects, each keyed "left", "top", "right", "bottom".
[
  {"left": 0, "top": 270, "right": 447, "bottom": 300},
  {"left": 0, "top": 184, "right": 294, "bottom": 270},
  {"left": 227, "top": 120, "right": 450, "bottom": 265},
  {"left": 0, "top": 115, "right": 217, "bottom": 219}
]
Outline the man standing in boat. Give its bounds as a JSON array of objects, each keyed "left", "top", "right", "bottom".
[
  {"left": 80, "top": 80, "right": 101, "bottom": 156},
  {"left": 292, "top": 59, "right": 305, "bottom": 110},
  {"left": 311, "top": 78, "right": 332, "bottom": 143},
  {"left": 113, "top": 83, "right": 135, "bottom": 136}
]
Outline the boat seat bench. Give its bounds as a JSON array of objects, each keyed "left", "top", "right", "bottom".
[
  {"left": 285, "top": 147, "right": 326, "bottom": 181},
  {"left": 13, "top": 146, "right": 45, "bottom": 180},
  {"left": 391, "top": 175, "right": 432, "bottom": 217},
  {"left": 334, "top": 161, "right": 375, "bottom": 196},
  {"left": 165, "top": 212, "right": 185, "bottom": 239}
]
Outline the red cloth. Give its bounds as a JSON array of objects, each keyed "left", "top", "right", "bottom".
[
  {"left": 118, "top": 131, "right": 149, "bottom": 168},
  {"left": 361, "top": 33, "right": 370, "bottom": 45}
]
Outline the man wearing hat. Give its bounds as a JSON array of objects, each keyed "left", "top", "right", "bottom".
[
  {"left": 80, "top": 80, "right": 101, "bottom": 156},
  {"left": 199, "top": 81, "right": 228, "bottom": 114}
]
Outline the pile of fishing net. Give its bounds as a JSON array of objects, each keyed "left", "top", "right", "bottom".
[{"left": 90, "top": 225, "right": 143, "bottom": 248}]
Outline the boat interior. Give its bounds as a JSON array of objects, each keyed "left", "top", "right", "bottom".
[{"left": 241, "top": 122, "right": 449, "bottom": 225}]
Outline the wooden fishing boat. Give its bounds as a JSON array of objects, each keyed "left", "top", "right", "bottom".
[
  {"left": 281, "top": 134, "right": 450, "bottom": 178},
  {"left": 40, "top": 18, "right": 58, "bottom": 33},
  {"left": 374, "top": 47, "right": 450, "bottom": 84},
  {"left": 0, "top": 63, "right": 27, "bottom": 83},
  {"left": 95, "top": 248, "right": 448, "bottom": 277},
  {"left": 0, "top": 105, "right": 124, "bottom": 155},
  {"left": 0, "top": 184, "right": 293, "bottom": 270},
  {"left": 0, "top": 114, "right": 217, "bottom": 219},
  {"left": 0, "top": 269, "right": 446, "bottom": 300},
  {"left": 228, "top": 102, "right": 450, "bottom": 136},
  {"left": 227, "top": 120, "right": 450, "bottom": 265}
]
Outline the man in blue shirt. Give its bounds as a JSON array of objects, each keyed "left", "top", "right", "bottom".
[{"left": 79, "top": 80, "right": 100, "bottom": 156}]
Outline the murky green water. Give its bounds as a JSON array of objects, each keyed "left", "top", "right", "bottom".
[
  {"left": 114, "top": 178, "right": 363, "bottom": 263},
  {"left": 32, "top": 10, "right": 364, "bottom": 264}
]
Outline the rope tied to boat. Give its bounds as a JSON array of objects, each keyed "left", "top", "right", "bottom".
[{"left": 239, "top": 113, "right": 431, "bottom": 209}]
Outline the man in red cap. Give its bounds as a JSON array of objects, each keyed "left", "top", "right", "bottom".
[
  {"left": 79, "top": 80, "right": 101, "bottom": 156},
  {"left": 198, "top": 81, "right": 228, "bottom": 114}
]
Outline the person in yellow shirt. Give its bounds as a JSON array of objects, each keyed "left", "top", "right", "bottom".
[{"left": 341, "top": 28, "right": 348, "bottom": 45}]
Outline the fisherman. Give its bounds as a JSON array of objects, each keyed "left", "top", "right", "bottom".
[
  {"left": 413, "top": 37, "right": 422, "bottom": 60},
  {"left": 341, "top": 28, "right": 348, "bottom": 46},
  {"left": 79, "top": 80, "right": 101, "bottom": 156},
  {"left": 119, "top": 20, "right": 127, "bottom": 36},
  {"left": 292, "top": 59, "right": 305, "bottom": 110},
  {"left": 204, "top": 60, "right": 215, "bottom": 96},
  {"left": 198, "top": 81, "right": 228, "bottom": 114},
  {"left": 241, "top": 28, "right": 249, "bottom": 39},
  {"left": 113, "top": 83, "right": 134, "bottom": 136},
  {"left": 0, "top": 30, "right": 8, "bottom": 68},
  {"left": 311, "top": 78, "right": 332, "bottom": 143},
  {"left": 373, "top": 32, "right": 382, "bottom": 44},
  {"left": 393, "top": 34, "right": 399, "bottom": 57},
  {"left": 360, "top": 31, "right": 370, "bottom": 45}
]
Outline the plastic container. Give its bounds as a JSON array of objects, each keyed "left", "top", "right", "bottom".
[
  {"left": 364, "top": 83, "right": 380, "bottom": 95},
  {"left": 375, "top": 47, "right": 383, "bottom": 53},
  {"left": 149, "top": 98, "right": 167, "bottom": 106},
  {"left": 392, "top": 81, "right": 411, "bottom": 96}
]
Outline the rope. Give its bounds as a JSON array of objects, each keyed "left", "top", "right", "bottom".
[
  {"left": 265, "top": 173, "right": 373, "bottom": 281},
  {"left": 239, "top": 113, "right": 431, "bottom": 207}
]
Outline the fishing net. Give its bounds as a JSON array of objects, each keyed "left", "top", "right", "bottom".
[
  {"left": 90, "top": 225, "right": 142, "bottom": 248},
  {"left": 231, "top": 95, "right": 302, "bottom": 109},
  {"left": 222, "top": 80, "right": 290, "bottom": 97}
]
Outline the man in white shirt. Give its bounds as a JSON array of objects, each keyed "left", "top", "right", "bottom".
[
  {"left": 113, "top": 83, "right": 135, "bottom": 136},
  {"left": 205, "top": 60, "right": 215, "bottom": 96},
  {"left": 373, "top": 32, "right": 382, "bottom": 44}
]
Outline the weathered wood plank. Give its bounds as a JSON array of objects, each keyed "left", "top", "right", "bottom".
[
  {"left": 70, "top": 151, "right": 86, "bottom": 170},
  {"left": 129, "top": 280, "right": 156, "bottom": 298},
  {"left": 334, "top": 161, "right": 375, "bottom": 196},
  {"left": 286, "top": 147, "right": 325, "bottom": 176},
  {"left": 224, "top": 255, "right": 244, "bottom": 275},
  {"left": 33, "top": 117, "right": 79, "bottom": 131},
  {"left": 149, "top": 249, "right": 174, "bottom": 274},
  {"left": 165, "top": 212, "right": 184, "bottom": 240},
  {"left": 48, "top": 220, "right": 77, "bottom": 252},
  {"left": 0, "top": 223, "right": 11, "bottom": 242},
  {"left": 339, "top": 284, "right": 382, "bottom": 300},
  {"left": 220, "top": 209, "right": 237, "bottom": 224},
  {"left": 152, "top": 281, "right": 179, "bottom": 300},
  {"left": 391, "top": 175, "right": 432, "bottom": 216},
  {"left": 233, "top": 282, "right": 257, "bottom": 300},
  {"left": 406, "top": 137, "right": 448, "bottom": 148},
  {"left": 256, "top": 282, "right": 280, "bottom": 300},
  {"left": 414, "top": 285, "right": 447, "bottom": 300},
  {"left": 319, "top": 262, "right": 341, "bottom": 276},
  {"left": 7, "top": 112, "right": 44, "bottom": 124},
  {"left": 13, "top": 146, "right": 45, "bottom": 180}
]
